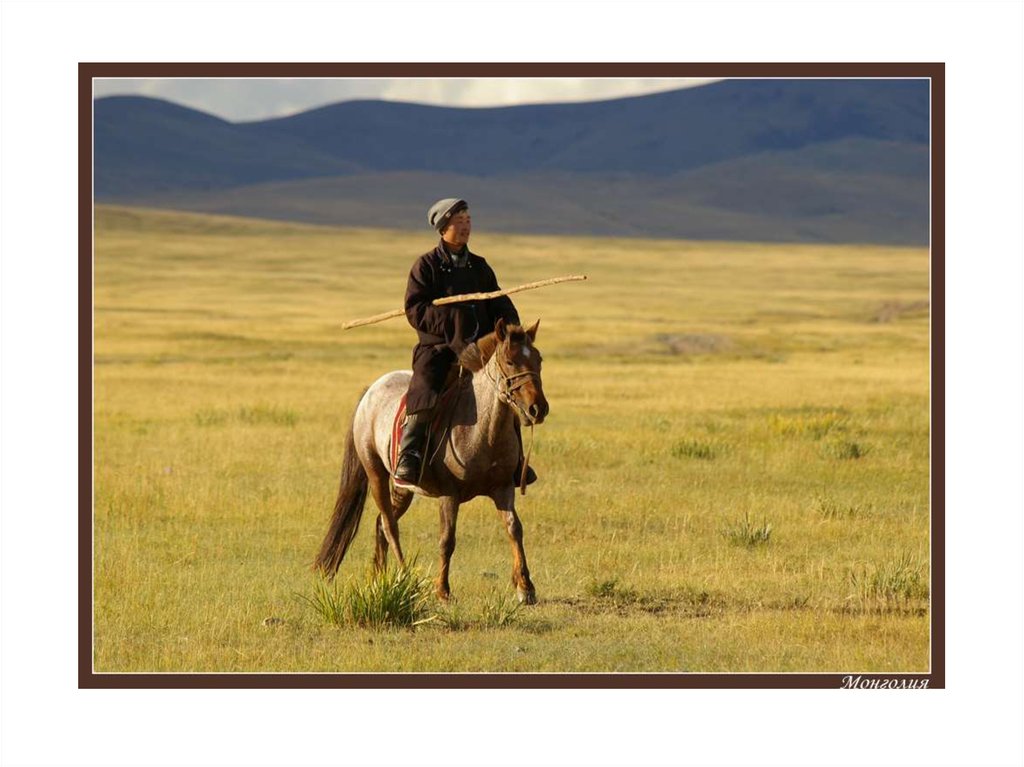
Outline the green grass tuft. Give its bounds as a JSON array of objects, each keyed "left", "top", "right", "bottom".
[
  {"left": 585, "top": 579, "right": 620, "bottom": 598},
  {"left": 849, "top": 552, "right": 929, "bottom": 604},
  {"left": 300, "top": 565, "right": 433, "bottom": 629},
  {"left": 195, "top": 404, "right": 298, "bottom": 427},
  {"left": 671, "top": 439, "right": 718, "bottom": 460},
  {"left": 434, "top": 601, "right": 471, "bottom": 632},
  {"left": 237, "top": 405, "right": 299, "bottom": 427},
  {"left": 721, "top": 513, "right": 774, "bottom": 548},
  {"left": 194, "top": 408, "right": 230, "bottom": 427},
  {"left": 823, "top": 439, "right": 870, "bottom": 460},
  {"left": 480, "top": 589, "right": 522, "bottom": 628},
  {"left": 585, "top": 578, "right": 640, "bottom": 604},
  {"left": 297, "top": 578, "right": 347, "bottom": 625},
  {"left": 815, "top": 494, "right": 867, "bottom": 519},
  {"left": 768, "top": 410, "right": 848, "bottom": 439}
]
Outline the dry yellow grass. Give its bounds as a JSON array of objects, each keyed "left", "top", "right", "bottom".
[{"left": 92, "top": 205, "right": 932, "bottom": 673}]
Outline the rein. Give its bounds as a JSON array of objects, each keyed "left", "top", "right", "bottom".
[
  {"left": 485, "top": 346, "right": 541, "bottom": 495},
  {"left": 518, "top": 422, "right": 535, "bottom": 496}
]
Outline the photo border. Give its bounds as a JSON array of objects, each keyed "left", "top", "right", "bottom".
[{"left": 79, "top": 61, "right": 944, "bottom": 689}]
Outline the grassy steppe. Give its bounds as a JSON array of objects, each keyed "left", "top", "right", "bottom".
[{"left": 93, "top": 205, "right": 932, "bottom": 673}]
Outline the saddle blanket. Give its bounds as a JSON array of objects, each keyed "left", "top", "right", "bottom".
[
  {"left": 389, "top": 393, "right": 411, "bottom": 476},
  {"left": 389, "top": 382, "right": 462, "bottom": 480}
]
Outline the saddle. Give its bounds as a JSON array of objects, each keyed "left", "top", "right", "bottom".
[{"left": 389, "top": 368, "right": 468, "bottom": 477}]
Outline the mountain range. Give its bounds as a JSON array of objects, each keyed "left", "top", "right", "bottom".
[{"left": 93, "top": 79, "right": 931, "bottom": 244}]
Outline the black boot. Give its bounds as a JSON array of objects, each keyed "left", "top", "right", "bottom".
[
  {"left": 395, "top": 412, "right": 429, "bottom": 484},
  {"left": 514, "top": 461, "right": 538, "bottom": 486}
]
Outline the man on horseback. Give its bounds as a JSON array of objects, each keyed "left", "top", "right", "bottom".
[{"left": 394, "top": 198, "right": 538, "bottom": 487}]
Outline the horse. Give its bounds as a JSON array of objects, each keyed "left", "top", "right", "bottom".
[{"left": 314, "top": 318, "right": 549, "bottom": 604}]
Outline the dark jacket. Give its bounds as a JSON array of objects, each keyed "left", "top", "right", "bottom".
[
  {"left": 403, "top": 241, "right": 520, "bottom": 412},
  {"left": 405, "top": 241, "right": 520, "bottom": 352}
]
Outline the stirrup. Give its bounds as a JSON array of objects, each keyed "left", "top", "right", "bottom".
[{"left": 394, "top": 452, "right": 422, "bottom": 484}]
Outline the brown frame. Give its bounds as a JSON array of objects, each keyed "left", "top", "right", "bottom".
[{"left": 79, "top": 62, "right": 944, "bottom": 689}]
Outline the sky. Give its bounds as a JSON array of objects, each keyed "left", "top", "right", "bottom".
[{"left": 91, "top": 77, "right": 720, "bottom": 121}]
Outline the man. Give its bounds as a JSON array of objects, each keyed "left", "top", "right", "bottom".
[{"left": 395, "top": 198, "right": 537, "bottom": 487}]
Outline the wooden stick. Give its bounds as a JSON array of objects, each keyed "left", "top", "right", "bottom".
[
  {"left": 342, "top": 274, "right": 588, "bottom": 330},
  {"left": 433, "top": 274, "right": 587, "bottom": 306},
  {"left": 342, "top": 308, "right": 406, "bottom": 330}
]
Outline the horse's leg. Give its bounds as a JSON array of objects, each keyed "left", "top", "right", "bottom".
[
  {"left": 373, "top": 515, "right": 387, "bottom": 572},
  {"left": 436, "top": 496, "right": 459, "bottom": 601},
  {"left": 374, "top": 487, "right": 413, "bottom": 571},
  {"left": 366, "top": 463, "right": 406, "bottom": 569},
  {"left": 491, "top": 486, "right": 537, "bottom": 605}
]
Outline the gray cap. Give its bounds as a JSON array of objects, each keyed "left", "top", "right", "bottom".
[{"left": 427, "top": 198, "right": 468, "bottom": 232}]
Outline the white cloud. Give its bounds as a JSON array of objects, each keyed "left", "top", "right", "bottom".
[
  {"left": 91, "top": 77, "right": 719, "bottom": 121},
  {"left": 378, "top": 77, "right": 719, "bottom": 107}
]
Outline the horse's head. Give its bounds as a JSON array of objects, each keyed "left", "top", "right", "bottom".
[{"left": 465, "top": 318, "right": 549, "bottom": 425}]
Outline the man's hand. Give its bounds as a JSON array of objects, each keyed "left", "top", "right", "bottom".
[{"left": 458, "top": 341, "right": 485, "bottom": 373}]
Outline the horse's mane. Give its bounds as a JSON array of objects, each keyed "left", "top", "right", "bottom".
[{"left": 458, "top": 323, "right": 529, "bottom": 373}]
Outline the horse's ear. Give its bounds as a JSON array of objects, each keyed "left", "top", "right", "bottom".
[
  {"left": 495, "top": 317, "right": 507, "bottom": 342},
  {"left": 526, "top": 319, "right": 540, "bottom": 342}
]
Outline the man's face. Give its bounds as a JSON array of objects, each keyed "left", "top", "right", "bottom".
[{"left": 442, "top": 210, "right": 472, "bottom": 249}]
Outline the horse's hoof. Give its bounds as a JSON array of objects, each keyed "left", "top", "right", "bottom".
[{"left": 517, "top": 589, "right": 537, "bottom": 605}]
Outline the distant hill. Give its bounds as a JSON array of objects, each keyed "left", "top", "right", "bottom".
[
  {"left": 94, "top": 96, "right": 360, "bottom": 194},
  {"left": 93, "top": 80, "right": 931, "bottom": 244}
]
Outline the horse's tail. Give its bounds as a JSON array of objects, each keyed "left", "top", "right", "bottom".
[{"left": 314, "top": 414, "right": 369, "bottom": 578}]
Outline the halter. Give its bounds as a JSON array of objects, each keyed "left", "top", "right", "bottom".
[{"left": 485, "top": 343, "right": 542, "bottom": 425}]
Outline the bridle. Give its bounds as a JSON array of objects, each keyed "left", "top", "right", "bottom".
[
  {"left": 485, "top": 342, "right": 542, "bottom": 426},
  {"left": 484, "top": 340, "right": 543, "bottom": 494}
]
